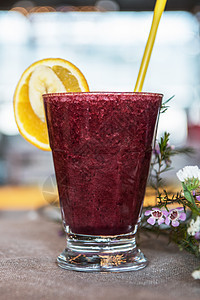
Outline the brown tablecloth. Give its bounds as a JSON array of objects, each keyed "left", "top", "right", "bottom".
[{"left": 0, "top": 210, "right": 199, "bottom": 300}]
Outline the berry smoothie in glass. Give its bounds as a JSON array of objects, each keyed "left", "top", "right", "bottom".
[{"left": 43, "top": 91, "right": 162, "bottom": 272}]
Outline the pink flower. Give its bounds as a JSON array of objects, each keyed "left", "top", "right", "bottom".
[
  {"left": 153, "top": 144, "right": 160, "bottom": 155},
  {"left": 194, "top": 232, "right": 200, "bottom": 240},
  {"left": 165, "top": 207, "right": 186, "bottom": 227},
  {"left": 144, "top": 208, "right": 168, "bottom": 225},
  {"left": 196, "top": 196, "right": 200, "bottom": 202}
]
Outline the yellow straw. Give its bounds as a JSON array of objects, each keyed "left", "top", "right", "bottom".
[{"left": 134, "top": 0, "right": 167, "bottom": 92}]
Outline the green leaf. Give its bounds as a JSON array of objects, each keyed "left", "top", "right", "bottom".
[
  {"left": 160, "top": 95, "right": 175, "bottom": 113},
  {"left": 182, "top": 182, "right": 196, "bottom": 205}
]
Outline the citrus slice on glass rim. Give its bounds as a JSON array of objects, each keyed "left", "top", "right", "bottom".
[{"left": 13, "top": 58, "right": 89, "bottom": 151}]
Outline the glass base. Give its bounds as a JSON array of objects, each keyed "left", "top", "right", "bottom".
[{"left": 57, "top": 231, "right": 147, "bottom": 272}]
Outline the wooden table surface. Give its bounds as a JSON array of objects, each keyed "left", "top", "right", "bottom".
[{"left": 0, "top": 210, "right": 199, "bottom": 300}]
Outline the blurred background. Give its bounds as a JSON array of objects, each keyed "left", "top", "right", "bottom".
[{"left": 0, "top": 0, "right": 200, "bottom": 209}]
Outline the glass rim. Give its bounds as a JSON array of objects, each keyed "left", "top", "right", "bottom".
[{"left": 42, "top": 91, "right": 163, "bottom": 98}]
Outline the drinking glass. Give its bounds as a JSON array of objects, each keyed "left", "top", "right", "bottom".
[{"left": 43, "top": 92, "right": 162, "bottom": 272}]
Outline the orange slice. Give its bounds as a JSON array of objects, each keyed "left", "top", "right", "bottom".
[{"left": 13, "top": 58, "right": 89, "bottom": 151}]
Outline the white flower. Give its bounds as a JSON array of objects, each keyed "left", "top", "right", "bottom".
[
  {"left": 187, "top": 216, "right": 200, "bottom": 236},
  {"left": 176, "top": 166, "right": 200, "bottom": 182},
  {"left": 192, "top": 269, "right": 200, "bottom": 280}
]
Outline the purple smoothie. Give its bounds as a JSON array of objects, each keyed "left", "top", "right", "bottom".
[{"left": 43, "top": 92, "right": 162, "bottom": 236}]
